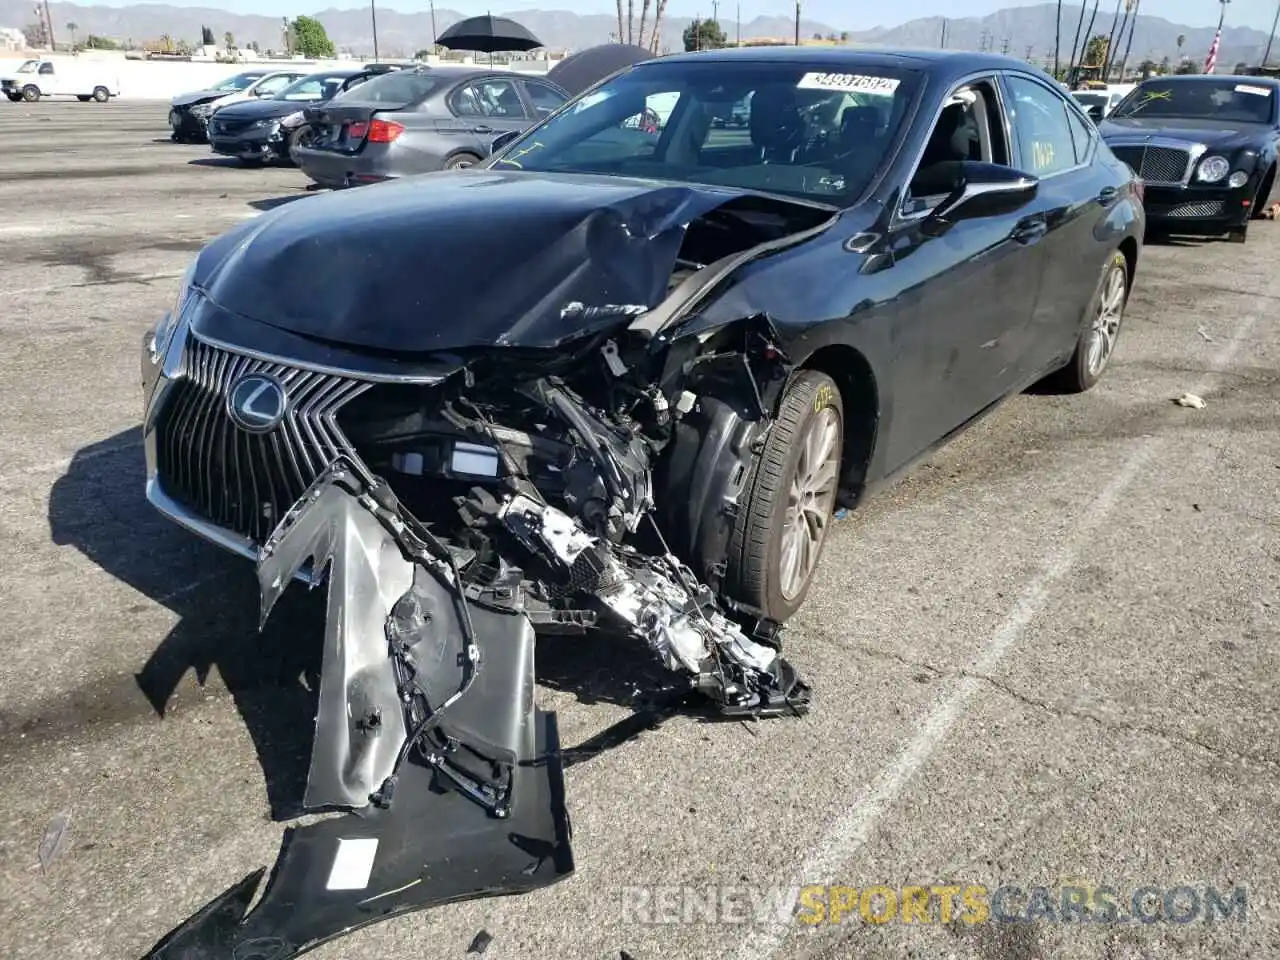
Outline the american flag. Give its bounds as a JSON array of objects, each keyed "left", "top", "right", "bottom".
[{"left": 1204, "top": 29, "right": 1221, "bottom": 73}]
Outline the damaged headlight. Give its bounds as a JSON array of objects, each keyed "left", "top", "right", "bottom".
[
  {"left": 1195, "top": 155, "right": 1230, "bottom": 183},
  {"left": 147, "top": 260, "right": 196, "bottom": 366},
  {"left": 279, "top": 110, "right": 305, "bottom": 128}
]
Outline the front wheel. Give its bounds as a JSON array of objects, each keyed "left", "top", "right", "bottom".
[
  {"left": 21, "top": 85, "right": 39, "bottom": 102},
  {"left": 92, "top": 86, "right": 109, "bottom": 102},
  {"left": 1041, "top": 249, "right": 1129, "bottom": 394},
  {"left": 444, "top": 152, "right": 481, "bottom": 170},
  {"left": 726, "top": 370, "right": 844, "bottom": 622}
]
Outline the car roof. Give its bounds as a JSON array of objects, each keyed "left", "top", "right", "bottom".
[{"left": 650, "top": 46, "right": 1047, "bottom": 81}]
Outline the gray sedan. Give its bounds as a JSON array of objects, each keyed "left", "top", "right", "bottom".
[{"left": 292, "top": 65, "right": 569, "bottom": 188}]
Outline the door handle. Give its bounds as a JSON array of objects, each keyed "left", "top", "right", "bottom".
[
  {"left": 1097, "top": 185, "right": 1118, "bottom": 206},
  {"left": 1011, "top": 217, "right": 1047, "bottom": 244},
  {"left": 472, "top": 125, "right": 495, "bottom": 134}
]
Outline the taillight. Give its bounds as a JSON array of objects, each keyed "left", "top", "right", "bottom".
[
  {"left": 367, "top": 119, "right": 404, "bottom": 143},
  {"left": 346, "top": 121, "right": 368, "bottom": 139}
]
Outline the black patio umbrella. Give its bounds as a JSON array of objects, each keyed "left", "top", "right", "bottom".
[
  {"left": 546, "top": 43, "right": 654, "bottom": 96},
  {"left": 436, "top": 14, "right": 544, "bottom": 54}
]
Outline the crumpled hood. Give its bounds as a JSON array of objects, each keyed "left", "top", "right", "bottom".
[
  {"left": 1100, "top": 116, "right": 1267, "bottom": 149},
  {"left": 213, "top": 98, "right": 315, "bottom": 122},
  {"left": 171, "top": 89, "right": 227, "bottom": 108},
  {"left": 196, "top": 170, "right": 818, "bottom": 353}
]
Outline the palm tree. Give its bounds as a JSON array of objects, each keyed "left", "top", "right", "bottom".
[
  {"left": 638, "top": 0, "right": 650, "bottom": 49},
  {"left": 1176, "top": 32, "right": 1185, "bottom": 60},
  {"left": 224, "top": 31, "right": 234, "bottom": 53},
  {"left": 66, "top": 21, "right": 77, "bottom": 49},
  {"left": 649, "top": 0, "right": 668, "bottom": 52},
  {"left": 616, "top": 0, "right": 624, "bottom": 45}
]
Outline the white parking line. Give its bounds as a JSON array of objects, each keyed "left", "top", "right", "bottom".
[{"left": 733, "top": 308, "right": 1260, "bottom": 960}]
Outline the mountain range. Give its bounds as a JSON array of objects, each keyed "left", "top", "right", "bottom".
[{"left": 1, "top": 2, "right": 1275, "bottom": 67}]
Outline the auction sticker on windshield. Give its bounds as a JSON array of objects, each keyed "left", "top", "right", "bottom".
[
  {"left": 1234, "top": 84, "right": 1272, "bottom": 97},
  {"left": 798, "top": 73, "right": 900, "bottom": 95}
]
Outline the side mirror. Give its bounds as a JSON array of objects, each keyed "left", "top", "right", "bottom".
[
  {"left": 492, "top": 130, "right": 520, "bottom": 152},
  {"left": 921, "top": 160, "right": 1038, "bottom": 236}
]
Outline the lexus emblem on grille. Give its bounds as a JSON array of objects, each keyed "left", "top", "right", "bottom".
[{"left": 227, "top": 373, "right": 288, "bottom": 433}]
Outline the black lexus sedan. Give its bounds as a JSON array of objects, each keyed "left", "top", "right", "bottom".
[
  {"left": 1100, "top": 74, "right": 1280, "bottom": 242},
  {"left": 139, "top": 47, "right": 1144, "bottom": 958},
  {"left": 207, "top": 64, "right": 407, "bottom": 165}
]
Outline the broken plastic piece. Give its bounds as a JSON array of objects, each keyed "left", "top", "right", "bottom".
[
  {"left": 38, "top": 811, "right": 72, "bottom": 873},
  {"left": 468, "top": 929, "right": 494, "bottom": 954},
  {"left": 1173, "top": 392, "right": 1206, "bottom": 409}
]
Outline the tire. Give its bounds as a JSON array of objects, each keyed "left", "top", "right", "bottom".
[
  {"left": 725, "top": 370, "right": 844, "bottom": 622},
  {"left": 444, "top": 152, "right": 481, "bottom": 170},
  {"left": 1228, "top": 225, "right": 1248, "bottom": 243},
  {"left": 21, "top": 85, "right": 39, "bottom": 102},
  {"left": 77, "top": 95, "right": 91, "bottom": 102},
  {"left": 1251, "top": 165, "right": 1276, "bottom": 218},
  {"left": 287, "top": 124, "right": 314, "bottom": 160},
  {"left": 1040, "top": 248, "right": 1129, "bottom": 394},
  {"left": 92, "top": 86, "right": 109, "bottom": 102}
]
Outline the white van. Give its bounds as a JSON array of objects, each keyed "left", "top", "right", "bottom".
[{"left": 1, "top": 59, "right": 121, "bottom": 102}]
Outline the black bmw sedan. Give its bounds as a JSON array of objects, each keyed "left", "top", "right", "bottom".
[
  {"left": 1099, "top": 74, "right": 1280, "bottom": 243},
  {"left": 207, "top": 65, "right": 407, "bottom": 166},
  {"left": 141, "top": 45, "right": 1143, "bottom": 657}
]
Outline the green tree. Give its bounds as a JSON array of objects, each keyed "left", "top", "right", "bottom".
[
  {"left": 1082, "top": 33, "right": 1108, "bottom": 67},
  {"left": 86, "top": 35, "right": 120, "bottom": 49},
  {"left": 682, "top": 17, "right": 726, "bottom": 51},
  {"left": 200, "top": 25, "right": 214, "bottom": 45},
  {"left": 224, "top": 31, "right": 235, "bottom": 53},
  {"left": 1158, "top": 55, "right": 1170, "bottom": 74},
  {"left": 290, "top": 16, "right": 336, "bottom": 58},
  {"left": 1174, "top": 59, "right": 1198, "bottom": 74}
]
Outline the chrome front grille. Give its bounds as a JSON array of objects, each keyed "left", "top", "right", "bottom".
[
  {"left": 155, "top": 338, "right": 372, "bottom": 544},
  {"left": 1110, "top": 144, "right": 1192, "bottom": 184},
  {"left": 1161, "top": 200, "right": 1226, "bottom": 218}
]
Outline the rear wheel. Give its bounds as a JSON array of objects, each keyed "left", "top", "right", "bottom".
[
  {"left": 444, "top": 152, "right": 481, "bottom": 170},
  {"left": 21, "top": 85, "right": 39, "bottom": 102},
  {"left": 725, "top": 370, "right": 844, "bottom": 622},
  {"left": 1040, "top": 249, "right": 1129, "bottom": 394},
  {"left": 287, "top": 124, "right": 314, "bottom": 159},
  {"left": 92, "top": 86, "right": 109, "bottom": 102}
]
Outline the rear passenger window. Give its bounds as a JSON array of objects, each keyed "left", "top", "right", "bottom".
[
  {"left": 452, "top": 79, "right": 526, "bottom": 119},
  {"left": 1067, "top": 109, "right": 1095, "bottom": 164},
  {"left": 1005, "top": 75, "right": 1079, "bottom": 176}
]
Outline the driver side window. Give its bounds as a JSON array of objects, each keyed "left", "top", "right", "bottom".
[{"left": 904, "top": 79, "right": 1009, "bottom": 215}]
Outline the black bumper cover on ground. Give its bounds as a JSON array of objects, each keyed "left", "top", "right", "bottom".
[{"left": 145, "top": 712, "right": 573, "bottom": 960}]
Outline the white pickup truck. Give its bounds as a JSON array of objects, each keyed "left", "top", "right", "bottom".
[{"left": 1, "top": 58, "right": 121, "bottom": 102}]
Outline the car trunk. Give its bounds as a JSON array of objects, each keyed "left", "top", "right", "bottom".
[{"left": 304, "top": 102, "right": 407, "bottom": 155}]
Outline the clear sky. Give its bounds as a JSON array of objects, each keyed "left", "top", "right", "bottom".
[{"left": 80, "top": 0, "right": 1280, "bottom": 34}]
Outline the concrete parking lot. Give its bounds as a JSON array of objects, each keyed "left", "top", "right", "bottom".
[{"left": 0, "top": 100, "right": 1277, "bottom": 960}]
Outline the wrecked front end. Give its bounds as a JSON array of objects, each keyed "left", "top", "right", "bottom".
[{"left": 143, "top": 180, "right": 836, "bottom": 958}]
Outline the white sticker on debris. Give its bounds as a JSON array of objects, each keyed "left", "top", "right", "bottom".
[
  {"left": 797, "top": 73, "right": 900, "bottom": 95},
  {"left": 326, "top": 837, "right": 379, "bottom": 890},
  {"left": 1234, "top": 84, "right": 1272, "bottom": 96},
  {"left": 1173, "top": 392, "right": 1206, "bottom": 409}
]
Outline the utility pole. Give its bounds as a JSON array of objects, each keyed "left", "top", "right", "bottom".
[
  {"left": 939, "top": 18, "right": 948, "bottom": 48},
  {"left": 41, "top": 0, "right": 54, "bottom": 50},
  {"left": 1116, "top": 0, "right": 1140, "bottom": 80},
  {"left": 1001, "top": 36, "right": 1010, "bottom": 54},
  {"left": 794, "top": 0, "right": 801, "bottom": 46},
  {"left": 736, "top": 0, "right": 740, "bottom": 45},
  {"left": 282, "top": 16, "right": 291, "bottom": 55},
  {"left": 1264, "top": 0, "right": 1280, "bottom": 66},
  {"left": 711, "top": 0, "right": 718, "bottom": 25},
  {"left": 429, "top": 0, "right": 438, "bottom": 54},
  {"left": 370, "top": 0, "right": 379, "bottom": 60}
]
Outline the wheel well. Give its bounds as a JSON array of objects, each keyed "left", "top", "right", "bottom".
[
  {"left": 798, "top": 344, "right": 878, "bottom": 497},
  {"left": 1118, "top": 235, "right": 1139, "bottom": 291}
]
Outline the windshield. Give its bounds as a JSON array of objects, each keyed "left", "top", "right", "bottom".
[
  {"left": 16, "top": 60, "right": 39, "bottom": 74},
  {"left": 492, "top": 60, "right": 921, "bottom": 206},
  {"left": 329, "top": 70, "right": 445, "bottom": 107},
  {"left": 273, "top": 73, "right": 351, "bottom": 101},
  {"left": 212, "top": 72, "right": 265, "bottom": 93},
  {"left": 1110, "top": 80, "right": 1276, "bottom": 123}
]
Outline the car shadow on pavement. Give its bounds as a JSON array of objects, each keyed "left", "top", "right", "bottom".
[
  {"left": 48, "top": 428, "right": 323, "bottom": 821},
  {"left": 187, "top": 157, "right": 246, "bottom": 168},
  {"left": 249, "top": 195, "right": 313, "bottom": 212}
]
